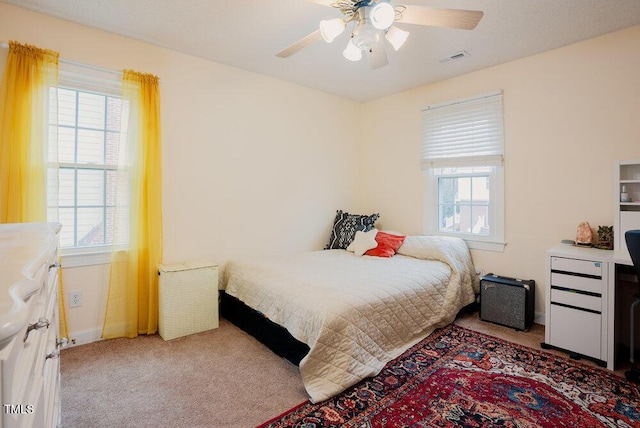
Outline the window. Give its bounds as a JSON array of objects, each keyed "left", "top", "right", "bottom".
[
  {"left": 422, "top": 91, "right": 505, "bottom": 251},
  {"left": 47, "top": 64, "right": 128, "bottom": 257}
]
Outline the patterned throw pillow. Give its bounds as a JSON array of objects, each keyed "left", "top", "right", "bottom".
[{"left": 325, "top": 210, "right": 380, "bottom": 250}]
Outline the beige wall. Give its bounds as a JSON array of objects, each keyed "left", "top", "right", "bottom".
[
  {"left": 2, "top": 2, "right": 639, "bottom": 340},
  {"left": 0, "top": 4, "right": 362, "bottom": 343},
  {"left": 359, "top": 25, "right": 640, "bottom": 317}
]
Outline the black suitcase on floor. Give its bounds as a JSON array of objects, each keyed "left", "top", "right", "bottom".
[{"left": 480, "top": 273, "right": 535, "bottom": 331}]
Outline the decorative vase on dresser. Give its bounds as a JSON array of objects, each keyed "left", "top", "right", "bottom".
[{"left": 0, "top": 223, "right": 63, "bottom": 428}]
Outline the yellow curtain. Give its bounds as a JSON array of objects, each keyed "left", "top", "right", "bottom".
[
  {"left": 102, "top": 70, "right": 163, "bottom": 339},
  {"left": 0, "top": 41, "right": 57, "bottom": 222},
  {"left": 0, "top": 41, "right": 69, "bottom": 340}
]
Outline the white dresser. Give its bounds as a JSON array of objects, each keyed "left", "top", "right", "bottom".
[{"left": 0, "top": 223, "right": 62, "bottom": 428}]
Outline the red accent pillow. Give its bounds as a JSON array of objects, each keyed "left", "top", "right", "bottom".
[{"left": 365, "top": 231, "right": 406, "bottom": 257}]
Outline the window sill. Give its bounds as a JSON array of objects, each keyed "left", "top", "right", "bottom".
[
  {"left": 61, "top": 250, "right": 111, "bottom": 268},
  {"left": 465, "top": 239, "right": 506, "bottom": 253},
  {"left": 427, "top": 230, "right": 505, "bottom": 253}
]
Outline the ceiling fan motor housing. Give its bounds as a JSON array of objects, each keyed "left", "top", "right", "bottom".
[{"left": 352, "top": 8, "right": 381, "bottom": 50}]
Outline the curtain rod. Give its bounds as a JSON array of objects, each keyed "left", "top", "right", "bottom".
[{"left": 1, "top": 41, "right": 123, "bottom": 78}]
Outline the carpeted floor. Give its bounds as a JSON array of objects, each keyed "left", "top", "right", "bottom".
[
  {"left": 60, "top": 312, "right": 633, "bottom": 427},
  {"left": 60, "top": 318, "right": 307, "bottom": 427}
]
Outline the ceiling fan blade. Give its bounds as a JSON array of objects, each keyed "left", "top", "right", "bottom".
[
  {"left": 399, "top": 7, "right": 484, "bottom": 30},
  {"left": 367, "top": 40, "right": 389, "bottom": 70},
  {"left": 276, "top": 30, "right": 323, "bottom": 58}
]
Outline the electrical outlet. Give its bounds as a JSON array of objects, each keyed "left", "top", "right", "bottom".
[{"left": 69, "top": 290, "right": 82, "bottom": 308}]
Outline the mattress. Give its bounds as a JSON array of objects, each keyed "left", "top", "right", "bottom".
[{"left": 223, "top": 235, "right": 479, "bottom": 403}]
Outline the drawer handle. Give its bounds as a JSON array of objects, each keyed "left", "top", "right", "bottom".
[
  {"left": 23, "top": 317, "right": 50, "bottom": 342},
  {"left": 49, "top": 262, "right": 60, "bottom": 270},
  {"left": 46, "top": 350, "right": 60, "bottom": 360},
  {"left": 56, "top": 337, "right": 68, "bottom": 349}
]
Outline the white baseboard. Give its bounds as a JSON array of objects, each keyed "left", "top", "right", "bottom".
[
  {"left": 66, "top": 314, "right": 546, "bottom": 346},
  {"left": 65, "top": 328, "right": 103, "bottom": 347}
]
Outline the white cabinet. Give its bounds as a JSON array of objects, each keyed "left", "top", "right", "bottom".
[
  {"left": 0, "top": 223, "right": 62, "bottom": 428},
  {"left": 614, "top": 160, "right": 640, "bottom": 252},
  {"left": 545, "top": 246, "right": 609, "bottom": 365}
]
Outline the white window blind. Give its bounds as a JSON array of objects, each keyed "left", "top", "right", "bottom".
[
  {"left": 421, "top": 91, "right": 504, "bottom": 168},
  {"left": 58, "top": 61, "right": 122, "bottom": 96}
]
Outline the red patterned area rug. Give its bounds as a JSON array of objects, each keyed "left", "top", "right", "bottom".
[{"left": 259, "top": 325, "right": 640, "bottom": 427}]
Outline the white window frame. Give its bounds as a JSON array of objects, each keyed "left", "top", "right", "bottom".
[
  {"left": 422, "top": 90, "right": 505, "bottom": 252},
  {"left": 47, "top": 62, "right": 126, "bottom": 267}
]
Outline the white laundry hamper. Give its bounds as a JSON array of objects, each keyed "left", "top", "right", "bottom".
[{"left": 158, "top": 259, "right": 219, "bottom": 340}]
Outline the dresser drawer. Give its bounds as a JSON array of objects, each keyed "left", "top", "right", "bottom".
[
  {"left": 9, "top": 288, "right": 51, "bottom": 410},
  {"left": 550, "top": 288, "right": 601, "bottom": 312},
  {"left": 550, "top": 272, "right": 602, "bottom": 294},
  {"left": 549, "top": 303, "right": 602, "bottom": 360},
  {"left": 551, "top": 256, "right": 602, "bottom": 277}
]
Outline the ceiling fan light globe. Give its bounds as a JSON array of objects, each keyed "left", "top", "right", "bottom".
[
  {"left": 385, "top": 26, "right": 409, "bottom": 51},
  {"left": 343, "top": 40, "right": 363, "bottom": 61},
  {"left": 353, "top": 23, "right": 380, "bottom": 50},
  {"left": 320, "top": 18, "right": 345, "bottom": 43},
  {"left": 370, "top": 1, "right": 395, "bottom": 30}
]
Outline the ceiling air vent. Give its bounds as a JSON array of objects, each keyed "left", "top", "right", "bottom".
[{"left": 439, "top": 51, "right": 470, "bottom": 64}]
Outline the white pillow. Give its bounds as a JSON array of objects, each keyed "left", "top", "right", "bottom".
[{"left": 347, "top": 229, "right": 379, "bottom": 256}]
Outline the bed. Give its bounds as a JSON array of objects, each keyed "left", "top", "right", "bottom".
[{"left": 222, "top": 235, "right": 479, "bottom": 403}]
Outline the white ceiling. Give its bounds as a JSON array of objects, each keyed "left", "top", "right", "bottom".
[{"left": 2, "top": 0, "right": 640, "bottom": 102}]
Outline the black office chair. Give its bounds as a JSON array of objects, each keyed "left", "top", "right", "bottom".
[{"left": 625, "top": 230, "right": 640, "bottom": 383}]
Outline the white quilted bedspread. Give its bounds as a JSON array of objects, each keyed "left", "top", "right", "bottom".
[{"left": 223, "top": 235, "right": 478, "bottom": 403}]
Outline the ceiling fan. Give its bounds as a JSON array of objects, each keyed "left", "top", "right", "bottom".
[{"left": 276, "top": 0, "right": 483, "bottom": 69}]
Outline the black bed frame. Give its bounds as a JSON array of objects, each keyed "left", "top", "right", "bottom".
[
  {"left": 220, "top": 291, "right": 310, "bottom": 365},
  {"left": 220, "top": 290, "right": 479, "bottom": 367}
]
